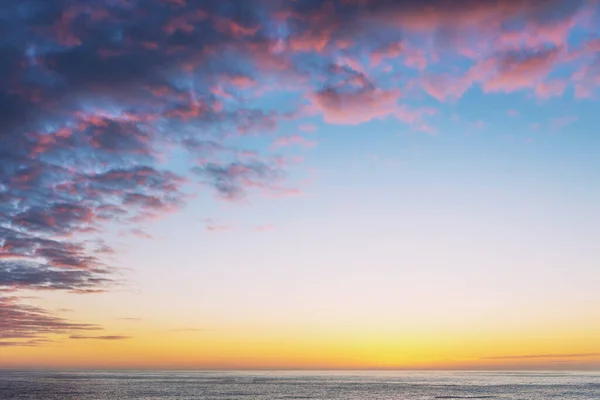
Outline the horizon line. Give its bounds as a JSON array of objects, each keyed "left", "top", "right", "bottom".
[{"left": 2, "top": 368, "right": 600, "bottom": 373}]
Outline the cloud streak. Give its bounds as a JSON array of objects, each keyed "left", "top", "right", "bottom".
[
  {"left": 69, "top": 335, "right": 132, "bottom": 341},
  {"left": 481, "top": 353, "right": 600, "bottom": 360},
  {"left": 0, "top": 296, "right": 100, "bottom": 346}
]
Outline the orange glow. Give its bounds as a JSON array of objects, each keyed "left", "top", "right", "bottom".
[{"left": 3, "top": 319, "right": 600, "bottom": 370}]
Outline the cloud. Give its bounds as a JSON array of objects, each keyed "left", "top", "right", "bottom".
[
  {"left": 308, "top": 63, "right": 400, "bottom": 125},
  {"left": 570, "top": 39, "right": 600, "bottom": 98},
  {"left": 551, "top": 116, "right": 579, "bottom": 131},
  {"left": 271, "top": 135, "right": 317, "bottom": 150},
  {"left": 0, "top": 296, "right": 100, "bottom": 346},
  {"left": 0, "top": 340, "right": 55, "bottom": 347},
  {"left": 535, "top": 79, "right": 568, "bottom": 99},
  {"left": 194, "top": 161, "right": 288, "bottom": 200},
  {"left": 298, "top": 124, "right": 318, "bottom": 133},
  {"left": 0, "top": 261, "right": 112, "bottom": 292},
  {"left": 573, "top": 64, "right": 600, "bottom": 99},
  {"left": 481, "top": 353, "right": 600, "bottom": 360},
  {"left": 483, "top": 47, "right": 562, "bottom": 93},
  {"left": 309, "top": 62, "right": 434, "bottom": 127},
  {"left": 421, "top": 46, "right": 570, "bottom": 100},
  {"left": 310, "top": 85, "right": 403, "bottom": 125},
  {"left": 371, "top": 42, "right": 428, "bottom": 70},
  {"left": 204, "top": 219, "right": 234, "bottom": 232},
  {"left": 69, "top": 335, "right": 132, "bottom": 340},
  {"left": 129, "top": 228, "right": 154, "bottom": 240}
]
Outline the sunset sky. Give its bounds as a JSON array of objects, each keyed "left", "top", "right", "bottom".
[{"left": 1, "top": 0, "right": 600, "bottom": 370}]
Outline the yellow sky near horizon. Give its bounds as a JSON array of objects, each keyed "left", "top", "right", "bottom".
[{"left": 3, "top": 304, "right": 600, "bottom": 370}]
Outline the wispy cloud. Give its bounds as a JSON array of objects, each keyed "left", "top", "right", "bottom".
[
  {"left": 481, "top": 353, "right": 600, "bottom": 360},
  {"left": 69, "top": 335, "right": 132, "bottom": 341},
  {"left": 0, "top": 339, "right": 55, "bottom": 347},
  {"left": 254, "top": 224, "right": 276, "bottom": 232},
  {"left": 0, "top": 296, "right": 100, "bottom": 347},
  {"left": 204, "top": 219, "right": 235, "bottom": 232},
  {"left": 551, "top": 116, "right": 579, "bottom": 132},
  {"left": 271, "top": 135, "right": 317, "bottom": 150}
]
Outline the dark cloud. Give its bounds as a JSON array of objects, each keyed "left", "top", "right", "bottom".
[
  {"left": 1, "top": 230, "right": 104, "bottom": 270},
  {"left": 0, "top": 261, "right": 112, "bottom": 292}
]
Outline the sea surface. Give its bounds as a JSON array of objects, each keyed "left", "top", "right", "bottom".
[{"left": 1, "top": 370, "right": 599, "bottom": 399}]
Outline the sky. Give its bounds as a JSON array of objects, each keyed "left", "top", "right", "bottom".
[{"left": 1, "top": 0, "right": 600, "bottom": 370}]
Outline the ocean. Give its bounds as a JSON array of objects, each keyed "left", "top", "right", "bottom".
[{"left": 1, "top": 370, "right": 599, "bottom": 399}]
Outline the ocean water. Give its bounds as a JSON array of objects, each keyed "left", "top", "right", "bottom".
[{"left": 1, "top": 370, "right": 599, "bottom": 399}]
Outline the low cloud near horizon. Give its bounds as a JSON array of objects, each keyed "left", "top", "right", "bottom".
[
  {"left": 69, "top": 335, "right": 132, "bottom": 341},
  {"left": 481, "top": 353, "right": 600, "bottom": 360}
]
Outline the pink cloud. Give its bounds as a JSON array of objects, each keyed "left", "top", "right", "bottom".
[
  {"left": 494, "top": 9, "right": 586, "bottom": 50},
  {"left": 572, "top": 64, "right": 600, "bottom": 99},
  {"left": 371, "top": 42, "right": 428, "bottom": 70},
  {"left": 310, "top": 86, "right": 402, "bottom": 125},
  {"left": 224, "top": 74, "right": 256, "bottom": 89},
  {"left": 353, "top": 0, "right": 560, "bottom": 42},
  {"left": 310, "top": 63, "right": 436, "bottom": 128},
  {"left": 404, "top": 48, "right": 428, "bottom": 70},
  {"left": 204, "top": 219, "right": 234, "bottom": 232},
  {"left": 298, "top": 123, "right": 318, "bottom": 133},
  {"left": 371, "top": 42, "right": 404, "bottom": 66},
  {"left": 254, "top": 224, "right": 275, "bottom": 232},
  {"left": 421, "top": 47, "right": 568, "bottom": 100},
  {"left": 535, "top": 79, "right": 567, "bottom": 99},
  {"left": 213, "top": 17, "right": 259, "bottom": 38},
  {"left": 551, "top": 116, "right": 578, "bottom": 131},
  {"left": 420, "top": 73, "right": 474, "bottom": 102},
  {"left": 483, "top": 47, "right": 562, "bottom": 93},
  {"left": 283, "top": 1, "right": 336, "bottom": 53},
  {"left": 271, "top": 135, "right": 317, "bottom": 150},
  {"left": 262, "top": 187, "right": 303, "bottom": 199},
  {"left": 288, "top": 31, "right": 333, "bottom": 53},
  {"left": 130, "top": 228, "right": 153, "bottom": 240}
]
